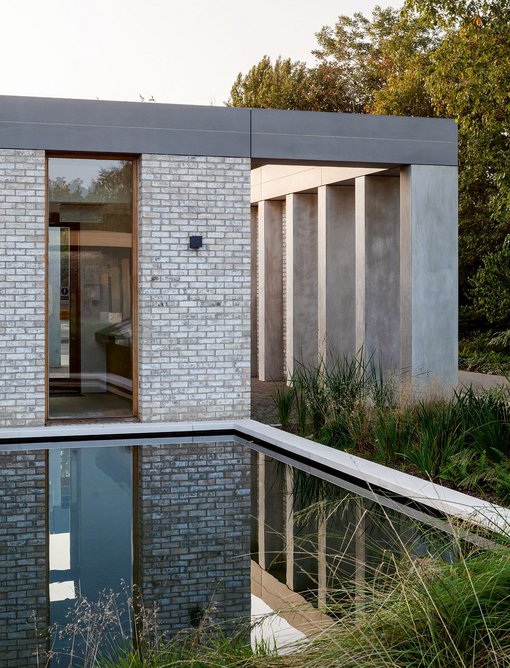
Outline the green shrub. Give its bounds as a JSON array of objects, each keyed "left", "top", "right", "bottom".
[
  {"left": 459, "top": 330, "right": 510, "bottom": 375},
  {"left": 470, "top": 236, "right": 510, "bottom": 326},
  {"left": 273, "top": 385, "right": 295, "bottom": 431}
]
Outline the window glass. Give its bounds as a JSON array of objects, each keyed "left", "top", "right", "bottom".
[{"left": 48, "top": 157, "right": 134, "bottom": 419}]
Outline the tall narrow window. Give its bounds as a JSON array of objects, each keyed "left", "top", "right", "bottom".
[{"left": 48, "top": 157, "right": 135, "bottom": 419}]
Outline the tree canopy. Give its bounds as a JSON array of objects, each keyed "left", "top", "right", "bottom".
[{"left": 229, "top": 0, "right": 510, "bottom": 333}]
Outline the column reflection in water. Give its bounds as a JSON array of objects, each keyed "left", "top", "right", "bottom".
[
  {"left": 255, "top": 454, "right": 457, "bottom": 612},
  {"left": 48, "top": 446, "right": 133, "bottom": 663}
]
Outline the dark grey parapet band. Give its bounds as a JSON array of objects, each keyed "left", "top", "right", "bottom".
[{"left": 0, "top": 95, "right": 457, "bottom": 166}]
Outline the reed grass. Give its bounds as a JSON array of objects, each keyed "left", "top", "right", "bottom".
[{"left": 273, "top": 353, "right": 510, "bottom": 504}]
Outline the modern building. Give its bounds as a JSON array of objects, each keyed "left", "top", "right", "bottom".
[{"left": 0, "top": 95, "right": 457, "bottom": 665}]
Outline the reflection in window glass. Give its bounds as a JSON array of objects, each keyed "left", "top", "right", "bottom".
[
  {"left": 48, "top": 446, "right": 133, "bottom": 662},
  {"left": 48, "top": 157, "right": 134, "bottom": 419}
]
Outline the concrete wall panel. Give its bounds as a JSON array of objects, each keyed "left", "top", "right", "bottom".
[
  {"left": 400, "top": 165, "right": 458, "bottom": 393},
  {"left": 251, "top": 109, "right": 457, "bottom": 166}
]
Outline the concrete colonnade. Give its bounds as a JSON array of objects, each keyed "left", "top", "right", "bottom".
[{"left": 251, "top": 165, "right": 458, "bottom": 394}]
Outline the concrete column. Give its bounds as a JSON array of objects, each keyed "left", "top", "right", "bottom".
[
  {"left": 355, "top": 175, "right": 400, "bottom": 374},
  {"left": 318, "top": 185, "right": 356, "bottom": 367},
  {"left": 257, "top": 200, "right": 284, "bottom": 381},
  {"left": 286, "top": 193, "right": 318, "bottom": 377},
  {"left": 400, "top": 165, "right": 458, "bottom": 394},
  {"left": 251, "top": 206, "right": 258, "bottom": 377}
]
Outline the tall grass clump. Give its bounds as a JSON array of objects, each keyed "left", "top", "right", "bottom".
[
  {"left": 42, "top": 479, "right": 510, "bottom": 668},
  {"left": 275, "top": 352, "right": 396, "bottom": 446},
  {"left": 273, "top": 353, "right": 510, "bottom": 504},
  {"left": 47, "top": 552, "right": 510, "bottom": 668},
  {"left": 257, "top": 487, "right": 510, "bottom": 668},
  {"left": 265, "top": 548, "right": 510, "bottom": 668}
]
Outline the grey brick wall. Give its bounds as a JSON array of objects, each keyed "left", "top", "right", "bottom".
[
  {"left": 138, "top": 439, "right": 251, "bottom": 635},
  {"left": 0, "top": 150, "right": 252, "bottom": 424},
  {"left": 0, "top": 450, "right": 47, "bottom": 666},
  {"left": 138, "top": 155, "right": 251, "bottom": 422},
  {"left": 0, "top": 149, "right": 45, "bottom": 427}
]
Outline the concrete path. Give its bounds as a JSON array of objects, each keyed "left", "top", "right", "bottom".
[
  {"left": 251, "top": 378, "right": 286, "bottom": 423},
  {"left": 458, "top": 369, "right": 509, "bottom": 390}
]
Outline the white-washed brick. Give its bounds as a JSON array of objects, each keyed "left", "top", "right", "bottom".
[
  {"left": 0, "top": 150, "right": 45, "bottom": 427},
  {"left": 0, "top": 150, "right": 251, "bottom": 426},
  {"left": 138, "top": 154, "right": 251, "bottom": 422}
]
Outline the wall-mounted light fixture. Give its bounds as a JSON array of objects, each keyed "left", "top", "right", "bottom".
[{"left": 189, "top": 235, "right": 203, "bottom": 250}]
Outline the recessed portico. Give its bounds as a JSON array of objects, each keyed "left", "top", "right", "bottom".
[{"left": 251, "top": 159, "right": 458, "bottom": 393}]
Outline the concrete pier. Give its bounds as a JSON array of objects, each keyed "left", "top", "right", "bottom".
[
  {"left": 318, "top": 185, "right": 356, "bottom": 367},
  {"left": 257, "top": 200, "right": 284, "bottom": 381},
  {"left": 286, "top": 193, "right": 318, "bottom": 377},
  {"left": 355, "top": 175, "right": 400, "bottom": 374},
  {"left": 400, "top": 165, "right": 458, "bottom": 393}
]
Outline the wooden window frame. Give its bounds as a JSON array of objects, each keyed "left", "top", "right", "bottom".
[{"left": 45, "top": 152, "right": 139, "bottom": 423}]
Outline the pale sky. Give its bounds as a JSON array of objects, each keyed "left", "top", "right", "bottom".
[{"left": 1, "top": 0, "right": 402, "bottom": 107}]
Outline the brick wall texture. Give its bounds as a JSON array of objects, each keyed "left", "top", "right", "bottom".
[
  {"left": 0, "top": 151, "right": 253, "bottom": 661},
  {"left": 0, "top": 150, "right": 46, "bottom": 427},
  {"left": 138, "top": 439, "right": 251, "bottom": 635},
  {"left": 138, "top": 155, "right": 252, "bottom": 422},
  {"left": 0, "top": 150, "right": 251, "bottom": 425},
  {"left": 0, "top": 450, "right": 47, "bottom": 666}
]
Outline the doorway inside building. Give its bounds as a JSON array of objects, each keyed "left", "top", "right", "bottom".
[{"left": 47, "top": 156, "right": 136, "bottom": 419}]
